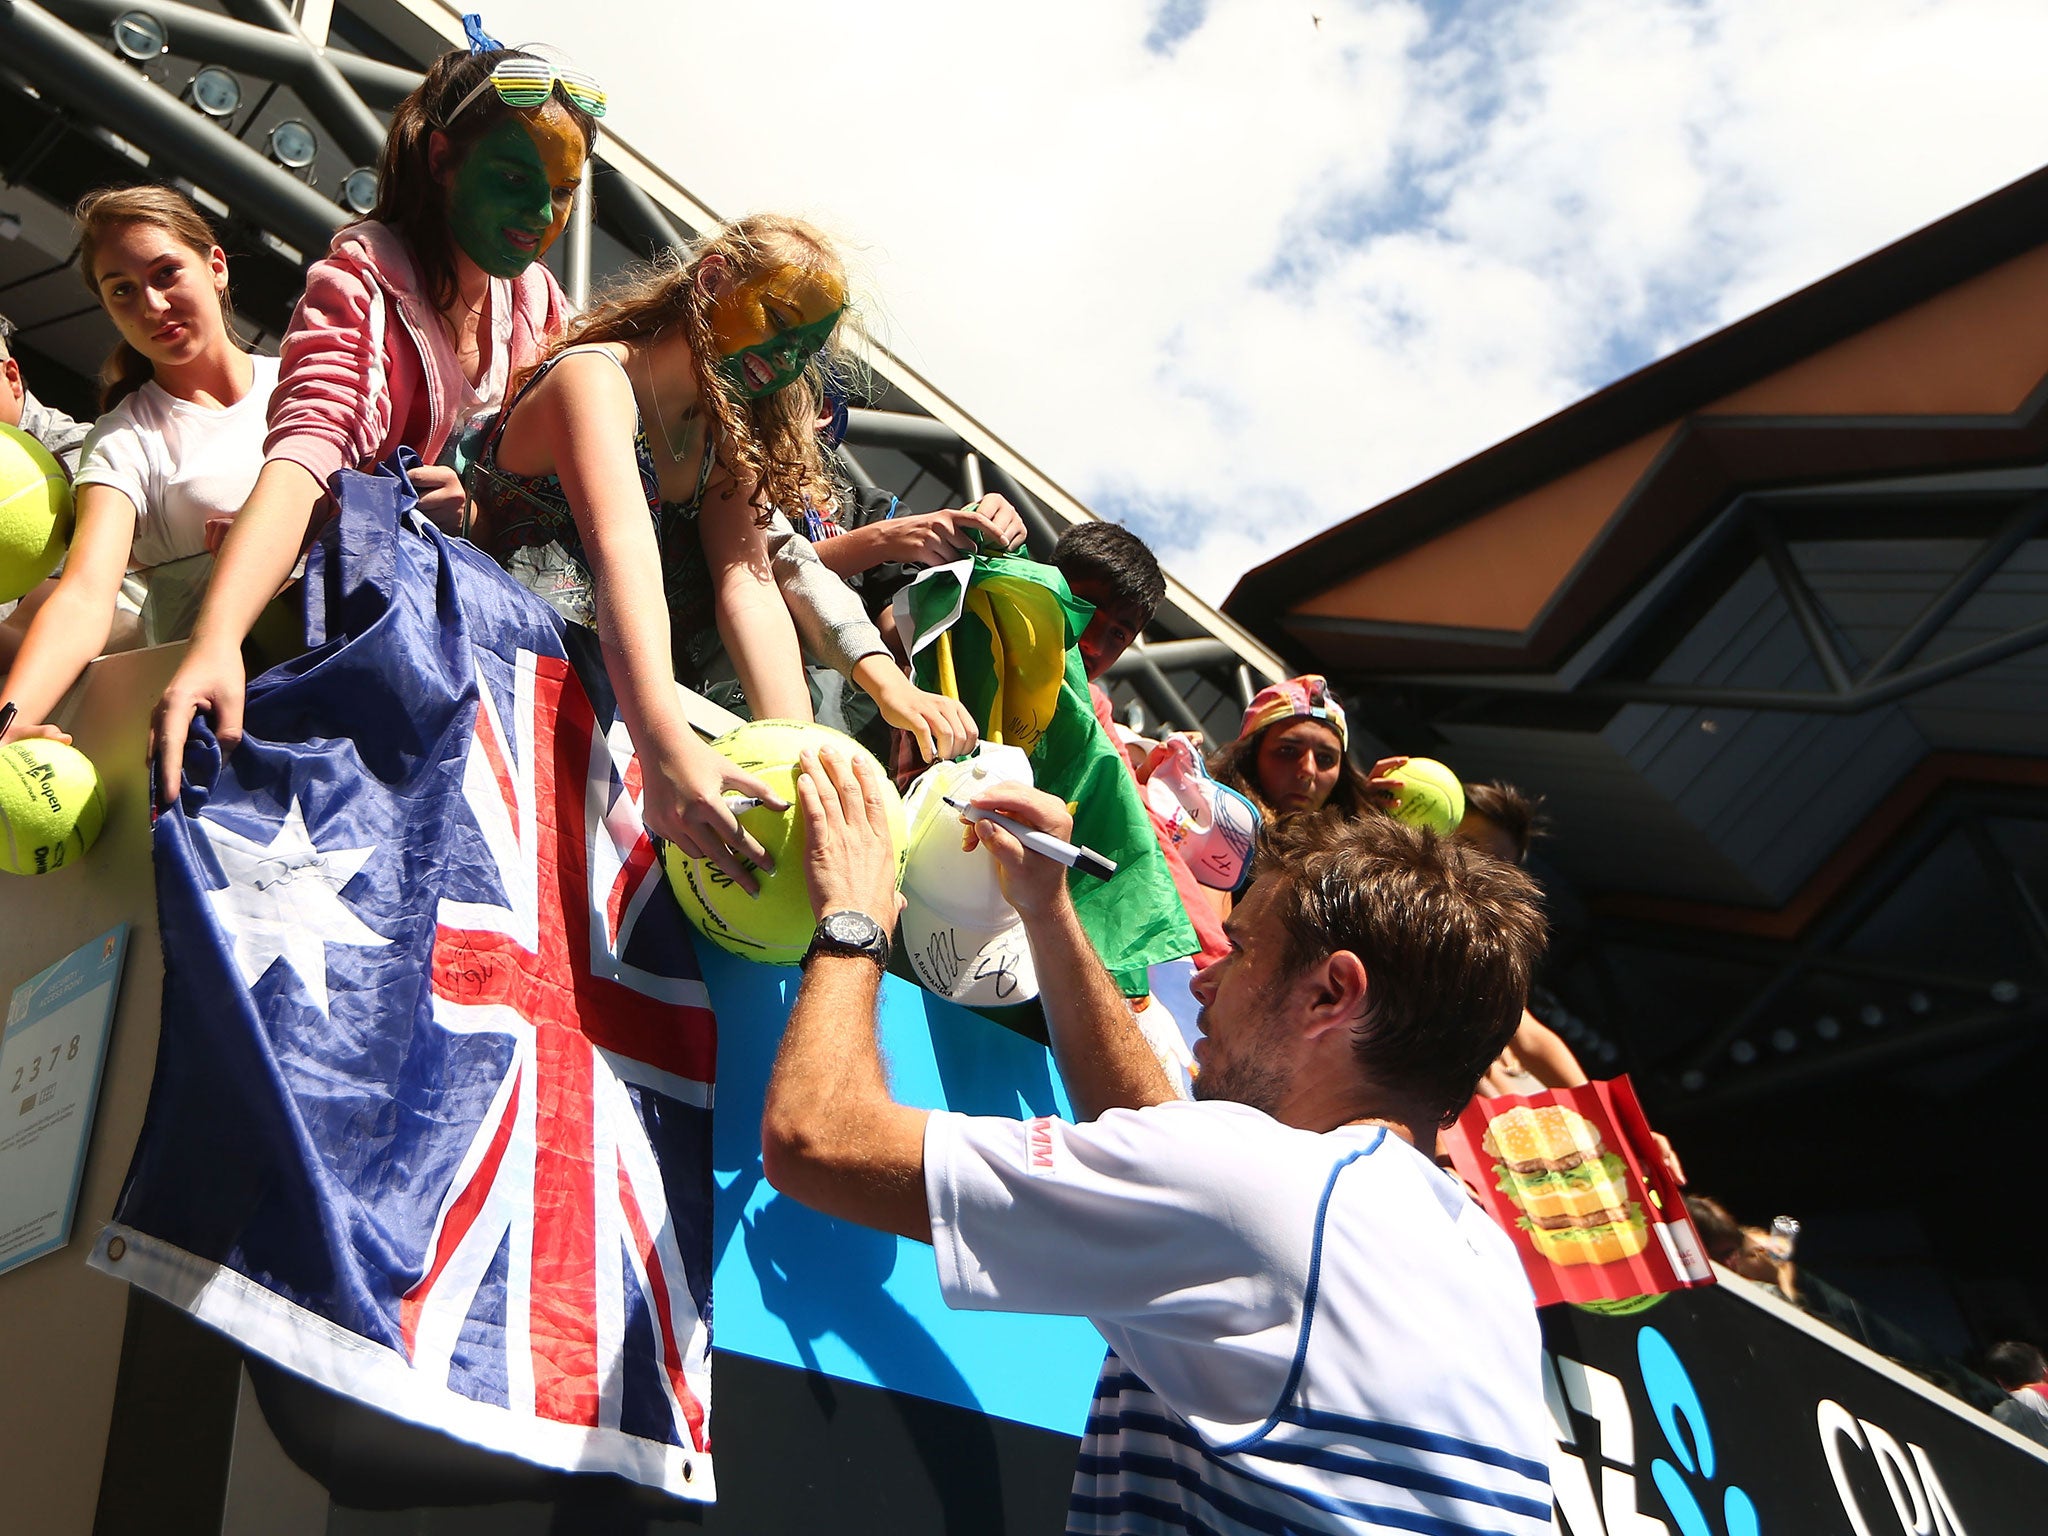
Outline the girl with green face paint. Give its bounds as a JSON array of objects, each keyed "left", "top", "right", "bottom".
[
  {"left": 154, "top": 43, "right": 600, "bottom": 809},
  {"left": 462, "top": 214, "right": 979, "bottom": 869}
]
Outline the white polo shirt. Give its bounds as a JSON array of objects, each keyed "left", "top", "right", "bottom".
[{"left": 925, "top": 1099, "right": 1553, "bottom": 1536}]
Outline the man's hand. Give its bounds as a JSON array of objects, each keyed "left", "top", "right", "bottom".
[
  {"left": 961, "top": 782, "right": 1074, "bottom": 920},
  {"left": 797, "top": 747, "right": 903, "bottom": 933}
]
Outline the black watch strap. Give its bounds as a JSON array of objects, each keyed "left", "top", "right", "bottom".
[{"left": 804, "top": 909, "right": 891, "bottom": 967}]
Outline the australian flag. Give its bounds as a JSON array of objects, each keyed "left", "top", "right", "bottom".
[{"left": 90, "top": 461, "right": 718, "bottom": 1499}]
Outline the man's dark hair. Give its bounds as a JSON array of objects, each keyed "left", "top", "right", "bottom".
[
  {"left": 1985, "top": 1340, "right": 2048, "bottom": 1389},
  {"left": 1462, "top": 780, "right": 1546, "bottom": 864},
  {"left": 1257, "top": 814, "right": 1547, "bottom": 1126},
  {"left": 1051, "top": 521, "right": 1166, "bottom": 622},
  {"left": 1684, "top": 1195, "right": 1744, "bottom": 1267}
]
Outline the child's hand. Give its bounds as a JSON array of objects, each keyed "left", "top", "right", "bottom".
[
  {"left": 854, "top": 657, "right": 979, "bottom": 763},
  {"left": 645, "top": 740, "right": 788, "bottom": 894},
  {"left": 885, "top": 685, "right": 978, "bottom": 764},
  {"left": 1366, "top": 754, "right": 1410, "bottom": 810},
  {"left": 879, "top": 499, "right": 1026, "bottom": 567}
]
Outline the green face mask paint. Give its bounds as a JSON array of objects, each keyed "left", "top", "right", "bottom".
[
  {"left": 716, "top": 307, "right": 844, "bottom": 400},
  {"left": 446, "top": 115, "right": 576, "bottom": 280}
]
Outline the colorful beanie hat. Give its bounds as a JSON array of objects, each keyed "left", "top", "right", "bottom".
[{"left": 1238, "top": 674, "right": 1348, "bottom": 750}]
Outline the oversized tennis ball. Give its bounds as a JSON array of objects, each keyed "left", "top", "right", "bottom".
[
  {"left": 0, "top": 739, "right": 107, "bottom": 875},
  {"left": 663, "top": 719, "right": 906, "bottom": 965},
  {"left": 0, "top": 422, "right": 73, "bottom": 603},
  {"left": 1384, "top": 756, "right": 1466, "bottom": 837}
]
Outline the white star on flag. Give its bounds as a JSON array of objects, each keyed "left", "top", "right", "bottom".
[{"left": 198, "top": 797, "right": 390, "bottom": 1014}]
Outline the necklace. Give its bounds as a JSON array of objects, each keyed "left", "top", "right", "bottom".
[{"left": 640, "top": 347, "right": 693, "bottom": 465}]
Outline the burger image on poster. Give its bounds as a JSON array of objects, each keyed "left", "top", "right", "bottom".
[{"left": 899, "top": 744, "right": 1039, "bottom": 1008}]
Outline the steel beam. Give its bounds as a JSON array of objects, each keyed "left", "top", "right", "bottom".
[
  {"left": 1, "top": 0, "right": 344, "bottom": 255},
  {"left": 1753, "top": 512, "right": 1854, "bottom": 694},
  {"left": 218, "top": 0, "right": 386, "bottom": 165},
  {"left": 1661, "top": 998, "right": 2048, "bottom": 1117},
  {"left": 43, "top": 0, "right": 419, "bottom": 106},
  {"left": 1382, "top": 611, "right": 2048, "bottom": 715},
  {"left": 1861, "top": 495, "right": 2048, "bottom": 682},
  {"left": 842, "top": 406, "right": 963, "bottom": 453},
  {"left": 1105, "top": 637, "right": 1240, "bottom": 679},
  {"left": 562, "top": 176, "right": 591, "bottom": 308}
]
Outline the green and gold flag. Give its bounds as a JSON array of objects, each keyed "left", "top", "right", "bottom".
[{"left": 894, "top": 555, "right": 1197, "bottom": 997}]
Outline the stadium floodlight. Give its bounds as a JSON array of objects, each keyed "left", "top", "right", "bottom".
[
  {"left": 338, "top": 167, "right": 379, "bottom": 216},
  {"left": 267, "top": 119, "right": 318, "bottom": 171},
  {"left": 110, "top": 10, "right": 168, "bottom": 64},
  {"left": 183, "top": 65, "right": 243, "bottom": 121}
]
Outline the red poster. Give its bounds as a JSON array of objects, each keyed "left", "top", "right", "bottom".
[{"left": 1440, "top": 1077, "right": 1713, "bottom": 1310}]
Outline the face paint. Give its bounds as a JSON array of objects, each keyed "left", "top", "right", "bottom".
[
  {"left": 446, "top": 100, "right": 586, "bottom": 279},
  {"left": 707, "top": 265, "right": 847, "bottom": 399}
]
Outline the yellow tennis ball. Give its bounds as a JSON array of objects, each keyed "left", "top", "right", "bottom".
[
  {"left": 662, "top": 719, "right": 906, "bottom": 966},
  {"left": 1385, "top": 756, "right": 1466, "bottom": 837},
  {"left": 0, "top": 422, "right": 72, "bottom": 603},
  {"left": 0, "top": 739, "right": 107, "bottom": 875}
]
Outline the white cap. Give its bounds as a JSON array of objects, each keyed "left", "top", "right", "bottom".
[{"left": 898, "top": 744, "right": 1040, "bottom": 1008}]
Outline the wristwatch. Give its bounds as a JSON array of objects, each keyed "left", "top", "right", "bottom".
[{"left": 803, "top": 910, "right": 892, "bottom": 968}]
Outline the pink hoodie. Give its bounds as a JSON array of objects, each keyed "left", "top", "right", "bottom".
[{"left": 263, "top": 219, "right": 569, "bottom": 488}]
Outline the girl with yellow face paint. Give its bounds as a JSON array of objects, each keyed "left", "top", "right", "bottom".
[
  {"left": 154, "top": 42, "right": 600, "bottom": 810},
  {"left": 462, "top": 215, "right": 979, "bottom": 866}
]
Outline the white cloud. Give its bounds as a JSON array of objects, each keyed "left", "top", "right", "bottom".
[{"left": 486, "top": 0, "right": 2048, "bottom": 603}]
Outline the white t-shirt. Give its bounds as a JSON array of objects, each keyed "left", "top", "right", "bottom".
[
  {"left": 925, "top": 1100, "right": 1554, "bottom": 1536},
  {"left": 73, "top": 356, "right": 281, "bottom": 571}
]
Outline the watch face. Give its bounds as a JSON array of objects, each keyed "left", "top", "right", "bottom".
[{"left": 823, "top": 912, "right": 878, "bottom": 946}]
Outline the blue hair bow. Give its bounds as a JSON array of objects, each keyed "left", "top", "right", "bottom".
[{"left": 462, "top": 13, "right": 502, "bottom": 53}]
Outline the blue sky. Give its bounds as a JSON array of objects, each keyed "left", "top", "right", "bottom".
[{"left": 484, "top": 0, "right": 2048, "bottom": 602}]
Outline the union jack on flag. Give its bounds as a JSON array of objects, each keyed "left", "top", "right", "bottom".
[{"left": 94, "top": 464, "right": 719, "bottom": 1499}]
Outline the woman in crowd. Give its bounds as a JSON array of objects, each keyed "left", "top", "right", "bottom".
[
  {"left": 152, "top": 41, "right": 601, "bottom": 795},
  {"left": 1207, "top": 673, "right": 1393, "bottom": 822},
  {"left": 464, "top": 216, "right": 973, "bottom": 851},
  {"left": 2, "top": 187, "right": 276, "bottom": 741}
]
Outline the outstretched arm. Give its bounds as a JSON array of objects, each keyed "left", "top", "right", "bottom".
[
  {"left": 759, "top": 746, "right": 930, "bottom": 1240},
  {"left": 546, "top": 356, "right": 784, "bottom": 886},
  {"left": 150, "top": 459, "right": 323, "bottom": 802},
  {"left": 701, "top": 478, "right": 812, "bottom": 722},
  {"left": 964, "top": 783, "right": 1176, "bottom": 1119},
  {"left": 2, "top": 485, "right": 137, "bottom": 741}
]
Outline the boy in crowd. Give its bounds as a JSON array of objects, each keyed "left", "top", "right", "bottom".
[
  {"left": 1051, "top": 520, "right": 1164, "bottom": 685},
  {"left": 0, "top": 313, "right": 87, "bottom": 474}
]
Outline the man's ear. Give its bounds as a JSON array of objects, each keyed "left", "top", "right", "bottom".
[
  {"left": 1300, "top": 950, "right": 1369, "bottom": 1041},
  {"left": 0, "top": 356, "right": 22, "bottom": 402}
]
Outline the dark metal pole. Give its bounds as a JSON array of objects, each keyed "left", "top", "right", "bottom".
[
  {"left": 843, "top": 406, "right": 962, "bottom": 452},
  {"left": 0, "top": 0, "right": 344, "bottom": 255},
  {"left": 1126, "top": 656, "right": 1206, "bottom": 734},
  {"left": 977, "top": 459, "right": 1064, "bottom": 560},
  {"left": 591, "top": 158, "right": 692, "bottom": 258},
  {"left": 834, "top": 446, "right": 875, "bottom": 490}
]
